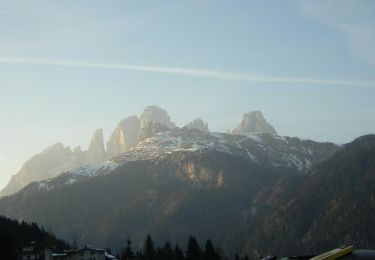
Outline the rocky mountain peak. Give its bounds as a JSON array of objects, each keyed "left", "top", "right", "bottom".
[
  {"left": 184, "top": 118, "right": 209, "bottom": 133},
  {"left": 107, "top": 116, "right": 141, "bottom": 158},
  {"left": 232, "top": 111, "right": 277, "bottom": 135},
  {"left": 0, "top": 142, "right": 87, "bottom": 197},
  {"left": 139, "top": 122, "right": 171, "bottom": 142},
  {"left": 140, "top": 106, "right": 174, "bottom": 129},
  {"left": 87, "top": 128, "right": 107, "bottom": 164}
]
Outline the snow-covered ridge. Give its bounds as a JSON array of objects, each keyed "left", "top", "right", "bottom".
[
  {"left": 33, "top": 128, "right": 339, "bottom": 193},
  {"left": 113, "top": 130, "right": 234, "bottom": 163},
  {"left": 69, "top": 161, "right": 119, "bottom": 176},
  {"left": 36, "top": 160, "right": 119, "bottom": 191},
  {"left": 112, "top": 128, "right": 339, "bottom": 174}
]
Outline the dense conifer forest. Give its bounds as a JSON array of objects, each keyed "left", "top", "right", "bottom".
[
  {"left": 0, "top": 215, "right": 247, "bottom": 260},
  {"left": 0, "top": 215, "right": 70, "bottom": 259}
]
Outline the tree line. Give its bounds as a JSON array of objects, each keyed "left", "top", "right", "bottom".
[
  {"left": 117, "top": 235, "right": 250, "bottom": 260},
  {"left": 0, "top": 215, "right": 250, "bottom": 260},
  {"left": 0, "top": 216, "right": 70, "bottom": 259}
]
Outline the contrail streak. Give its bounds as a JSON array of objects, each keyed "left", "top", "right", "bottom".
[{"left": 0, "top": 57, "right": 373, "bottom": 87}]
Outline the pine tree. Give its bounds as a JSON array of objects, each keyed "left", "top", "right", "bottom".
[
  {"left": 143, "top": 235, "right": 156, "bottom": 260},
  {"left": 203, "top": 240, "right": 217, "bottom": 260},
  {"left": 161, "top": 242, "right": 174, "bottom": 260},
  {"left": 186, "top": 236, "right": 202, "bottom": 260},
  {"left": 240, "top": 255, "right": 249, "bottom": 260},
  {"left": 174, "top": 244, "right": 185, "bottom": 260},
  {"left": 155, "top": 246, "right": 163, "bottom": 260},
  {"left": 121, "top": 239, "right": 134, "bottom": 260}
]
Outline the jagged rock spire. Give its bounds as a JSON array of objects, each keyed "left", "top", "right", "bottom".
[
  {"left": 232, "top": 111, "right": 277, "bottom": 135},
  {"left": 107, "top": 116, "right": 141, "bottom": 159},
  {"left": 87, "top": 128, "right": 106, "bottom": 163}
]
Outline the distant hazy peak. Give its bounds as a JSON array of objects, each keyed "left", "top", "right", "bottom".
[
  {"left": 73, "top": 146, "right": 83, "bottom": 153},
  {"left": 43, "top": 142, "right": 69, "bottom": 152},
  {"left": 140, "top": 106, "right": 175, "bottom": 129},
  {"left": 0, "top": 142, "right": 87, "bottom": 197},
  {"left": 232, "top": 111, "right": 277, "bottom": 135},
  {"left": 184, "top": 118, "right": 209, "bottom": 133},
  {"left": 118, "top": 115, "right": 139, "bottom": 126},
  {"left": 87, "top": 128, "right": 106, "bottom": 164}
]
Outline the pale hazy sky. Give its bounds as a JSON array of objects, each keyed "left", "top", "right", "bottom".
[{"left": 1, "top": 0, "right": 375, "bottom": 189}]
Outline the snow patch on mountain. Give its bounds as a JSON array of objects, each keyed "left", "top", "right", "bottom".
[
  {"left": 113, "top": 130, "right": 235, "bottom": 163},
  {"left": 241, "top": 133, "right": 264, "bottom": 144},
  {"left": 36, "top": 160, "right": 119, "bottom": 191},
  {"left": 70, "top": 161, "right": 119, "bottom": 177},
  {"left": 32, "top": 129, "right": 339, "bottom": 194},
  {"left": 37, "top": 182, "right": 51, "bottom": 191}
]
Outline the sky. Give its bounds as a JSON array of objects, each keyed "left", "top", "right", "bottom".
[{"left": 0, "top": 0, "right": 375, "bottom": 189}]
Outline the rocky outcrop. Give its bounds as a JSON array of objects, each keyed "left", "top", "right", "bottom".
[
  {"left": 139, "top": 106, "right": 174, "bottom": 130},
  {"left": 0, "top": 143, "right": 87, "bottom": 197},
  {"left": 139, "top": 122, "right": 171, "bottom": 142},
  {"left": 184, "top": 118, "right": 209, "bottom": 133},
  {"left": 107, "top": 116, "right": 141, "bottom": 159},
  {"left": 232, "top": 111, "right": 277, "bottom": 135},
  {"left": 139, "top": 106, "right": 175, "bottom": 142},
  {"left": 87, "top": 129, "right": 106, "bottom": 164}
]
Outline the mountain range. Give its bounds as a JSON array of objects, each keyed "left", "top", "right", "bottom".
[
  {"left": 0, "top": 106, "right": 203, "bottom": 197},
  {"left": 0, "top": 106, "right": 373, "bottom": 259}
]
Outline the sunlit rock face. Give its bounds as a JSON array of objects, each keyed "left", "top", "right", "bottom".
[
  {"left": 232, "top": 111, "right": 277, "bottom": 135},
  {"left": 0, "top": 143, "right": 87, "bottom": 197},
  {"left": 107, "top": 116, "right": 141, "bottom": 159},
  {"left": 87, "top": 129, "right": 107, "bottom": 164},
  {"left": 139, "top": 106, "right": 175, "bottom": 129},
  {"left": 184, "top": 118, "right": 209, "bottom": 133},
  {"left": 139, "top": 122, "right": 170, "bottom": 142},
  {"left": 139, "top": 106, "right": 175, "bottom": 141}
]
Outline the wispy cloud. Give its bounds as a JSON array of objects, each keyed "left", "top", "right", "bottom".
[
  {"left": 299, "top": 0, "right": 375, "bottom": 68},
  {"left": 0, "top": 57, "right": 373, "bottom": 87}
]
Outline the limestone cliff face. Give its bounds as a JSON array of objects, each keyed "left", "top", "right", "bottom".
[
  {"left": 139, "top": 106, "right": 174, "bottom": 129},
  {"left": 139, "top": 106, "right": 175, "bottom": 142},
  {"left": 0, "top": 143, "right": 87, "bottom": 197},
  {"left": 139, "top": 122, "right": 171, "bottom": 142},
  {"left": 87, "top": 129, "right": 107, "bottom": 164},
  {"left": 232, "top": 111, "right": 277, "bottom": 135},
  {"left": 106, "top": 116, "right": 141, "bottom": 159},
  {"left": 184, "top": 118, "right": 209, "bottom": 133}
]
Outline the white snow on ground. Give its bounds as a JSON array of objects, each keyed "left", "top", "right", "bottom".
[
  {"left": 37, "top": 161, "right": 119, "bottom": 191},
  {"left": 305, "top": 158, "right": 312, "bottom": 169},
  {"left": 65, "top": 178, "right": 77, "bottom": 185},
  {"left": 241, "top": 132, "right": 264, "bottom": 143},
  {"left": 245, "top": 149, "right": 257, "bottom": 162},
  {"left": 69, "top": 161, "right": 119, "bottom": 176},
  {"left": 115, "top": 130, "right": 237, "bottom": 163},
  {"left": 288, "top": 154, "right": 303, "bottom": 171},
  {"left": 37, "top": 182, "right": 50, "bottom": 191},
  {"left": 104, "top": 252, "right": 117, "bottom": 259}
]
